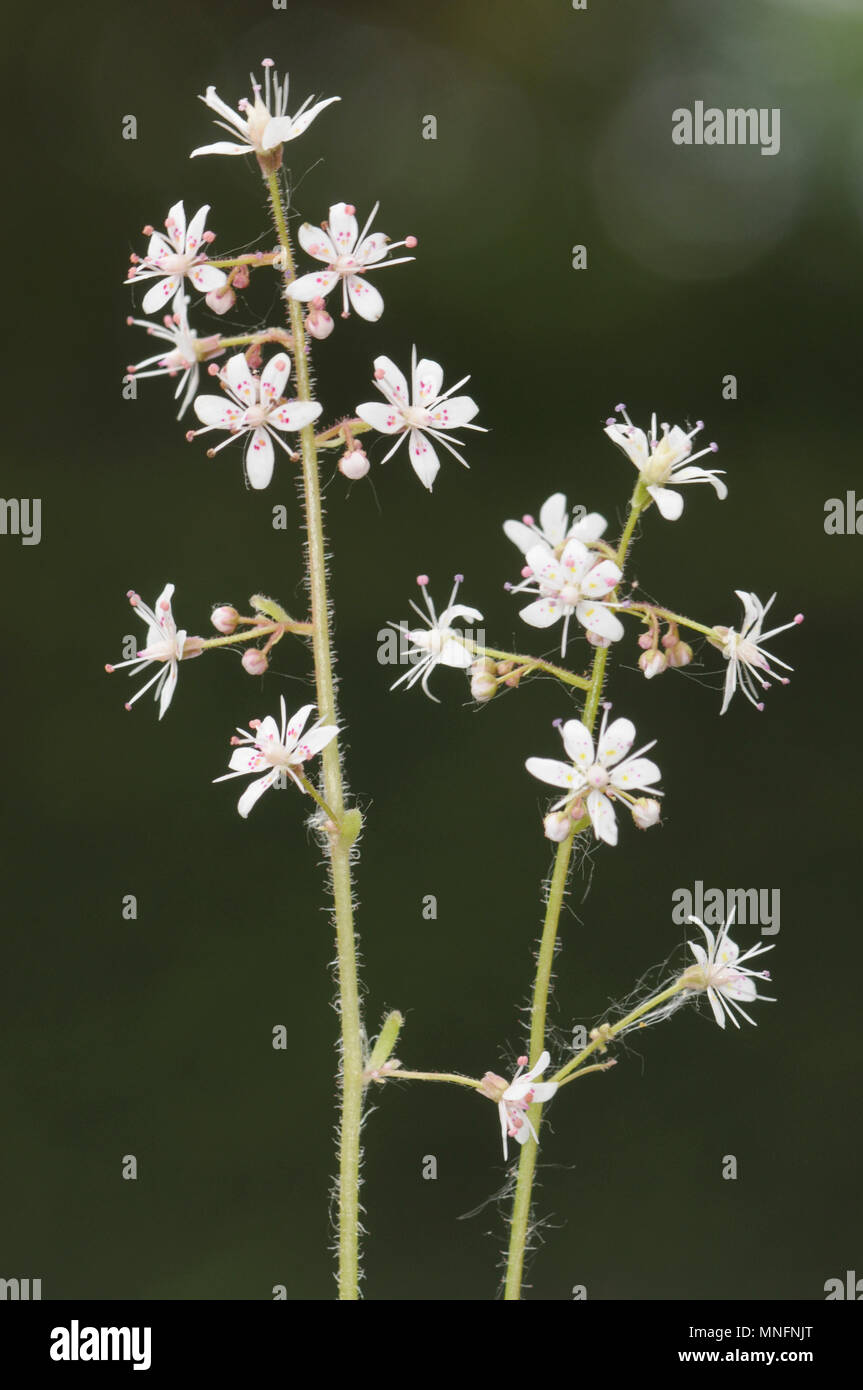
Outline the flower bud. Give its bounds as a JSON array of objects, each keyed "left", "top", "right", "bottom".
[
  {"left": 211, "top": 605, "right": 239, "bottom": 634},
  {"left": 206, "top": 285, "right": 236, "bottom": 316},
  {"left": 632, "top": 797, "right": 661, "bottom": 830},
  {"left": 543, "top": 810, "right": 572, "bottom": 842},
  {"left": 664, "top": 640, "right": 693, "bottom": 669},
  {"left": 339, "top": 448, "right": 370, "bottom": 481},
  {"left": 639, "top": 649, "right": 667, "bottom": 679},
  {"left": 231, "top": 266, "right": 250, "bottom": 290},
  {"left": 471, "top": 671, "right": 498, "bottom": 701},
  {"left": 241, "top": 647, "right": 269, "bottom": 676},
  {"left": 305, "top": 296, "right": 334, "bottom": 340},
  {"left": 637, "top": 631, "right": 654, "bottom": 650}
]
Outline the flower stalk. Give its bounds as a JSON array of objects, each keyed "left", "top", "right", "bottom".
[{"left": 265, "top": 168, "right": 364, "bottom": 1301}]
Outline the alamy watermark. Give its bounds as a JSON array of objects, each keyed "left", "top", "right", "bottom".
[
  {"left": 672, "top": 102, "right": 780, "bottom": 157},
  {"left": 672, "top": 881, "right": 780, "bottom": 935}
]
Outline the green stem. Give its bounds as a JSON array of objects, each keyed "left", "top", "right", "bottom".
[
  {"left": 376, "top": 1070, "right": 482, "bottom": 1088},
  {"left": 467, "top": 642, "right": 591, "bottom": 690},
  {"left": 552, "top": 982, "right": 685, "bottom": 1086},
  {"left": 503, "top": 488, "right": 646, "bottom": 1301},
  {"left": 265, "top": 169, "right": 364, "bottom": 1301}
]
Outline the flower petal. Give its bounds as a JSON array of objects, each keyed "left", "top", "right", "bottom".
[
  {"left": 193, "top": 394, "right": 245, "bottom": 429},
  {"left": 525, "top": 757, "right": 582, "bottom": 790},
  {"left": 408, "top": 429, "right": 440, "bottom": 490},
  {"left": 237, "top": 770, "right": 279, "bottom": 819},
  {"left": 355, "top": 401, "right": 404, "bottom": 434},
  {"left": 538, "top": 493, "right": 568, "bottom": 546},
  {"left": 223, "top": 353, "right": 257, "bottom": 405},
  {"left": 561, "top": 720, "right": 594, "bottom": 768},
  {"left": 427, "top": 395, "right": 478, "bottom": 430},
  {"left": 610, "top": 756, "right": 662, "bottom": 791},
  {"left": 372, "top": 355, "right": 410, "bottom": 408},
  {"left": 347, "top": 274, "right": 384, "bottom": 321},
  {"left": 597, "top": 717, "right": 635, "bottom": 766},
  {"left": 647, "top": 485, "right": 685, "bottom": 521},
  {"left": 268, "top": 400, "right": 322, "bottom": 431},
  {"left": 141, "top": 276, "right": 180, "bottom": 314},
  {"left": 263, "top": 96, "right": 341, "bottom": 148},
  {"left": 261, "top": 352, "right": 292, "bottom": 403},
  {"left": 587, "top": 789, "right": 617, "bottom": 845},
  {"left": 189, "top": 263, "right": 227, "bottom": 293},
  {"left": 286, "top": 269, "right": 340, "bottom": 303},
  {"left": 298, "top": 220, "right": 339, "bottom": 263},
  {"left": 244, "top": 427, "right": 275, "bottom": 489},
  {"left": 412, "top": 357, "right": 444, "bottom": 405},
  {"left": 519, "top": 598, "right": 562, "bottom": 629}
]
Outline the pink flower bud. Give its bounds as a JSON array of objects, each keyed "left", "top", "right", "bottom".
[
  {"left": 637, "top": 631, "right": 654, "bottom": 650},
  {"left": 665, "top": 640, "right": 693, "bottom": 669},
  {"left": 232, "top": 266, "right": 250, "bottom": 290},
  {"left": 339, "top": 448, "right": 370, "bottom": 481},
  {"left": 305, "top": 297, "right": 334, "bottom": 340},
  {"left": 206, "top": 285, "right": 236, "bottom": 316},
  {"left": 639, "top": 649, "right": 667, "bottom": 679},
  {"left": 211, "top": 605, "right": 239, "bottom": 635},
  {"left": 470, "top": 669, "right": 498, "bottom": 701},
  {"left": 543, "top": 811, "right": 572, "bottom": 842},
  {"left": 632, "top": 798, "right": 661, "bottom": 830},
  {"left": 242, "top": 648, "right": 269, "bottom": 676}
]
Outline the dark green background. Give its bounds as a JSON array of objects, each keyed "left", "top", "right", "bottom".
[{"left": 3, "top": 0, "right": 861, "bottom": 1300}]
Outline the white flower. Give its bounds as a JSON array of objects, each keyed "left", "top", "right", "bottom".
[
  {"left": 190, "top": 351, "right": 322, "bottom": 489},
  {"left": 190, "top": 58, "right": 339, "bottom": 159},
  {"left": 526, "top": 708, "right": 662, "bottom": 846},
  {"left": 214, "top": 697, "right": 338, "bottom": 819},
  {"left": 682, "top": 912, "right": 775, "bottom": 1029},
  {"left": 390, "top": 575, "right": 483, "bottom": 701},
  {"left": 498, "top": 1052, "right": 558, "bottom": 1160},
  {"left": 507, "top": 539, "right": 623, "bottom": 655},
  {"left": 105, "top": 584, "right": 201, "bottom": 719},
  {"left": 356, "top": 348, "right": 485, "bottom": 491},
  {"left": 712, "top": 591, "right": 803, "bottom": 715},
  {"left": 125, "top": 201, "right": 226, "bottom": 315},
  {"left": 286, "top": 201, "right": 417, "bottom": 323},
  {"left": 503, "top": 494, "right": 608, "bottom": 556},
  {"left": 604, "top": 404, "right": 725, "bottom": 520},
  {"left": 126, "top": 298, "right": 215, "bottom": 419}
]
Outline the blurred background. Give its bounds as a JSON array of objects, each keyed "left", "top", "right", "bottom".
[{"left": 2, "top": 0, "right": 861, "bottom": 1300}]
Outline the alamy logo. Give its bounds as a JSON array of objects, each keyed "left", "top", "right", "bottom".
[
  {"left": 0, "top": 1276, "right": 41, "bottom": 1299},
  {"left": 672, "top": 882, "right": 780, "bottom": 935},
  {"left": 672, "top": 102, "right": 780, "bottom": 157},
  {"left": 50, "top": 1320, "right": 152, "bottom": 1371}
]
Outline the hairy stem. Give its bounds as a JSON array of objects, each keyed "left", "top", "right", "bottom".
[
  {"left": 266, "top": 169, "right": 364, "bottom": 1301},
  {"left": 503, "top": 488, "right": 645, "bottom": 1300}
]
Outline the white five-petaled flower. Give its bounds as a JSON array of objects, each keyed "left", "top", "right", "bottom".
[
  {"left": 526, "top": 708, "right": 663, "bottom": 846},
  {"left": 214, "top": 697, "right": 338, "bottom": 819},
  {"left": 507, "top": 539, "right": 624, "bottom": 655},
  {"left": 126, "top": 298, "right": 217, "bottom": 419},
  {"left": 682, "top": 912, "right": 775, "bottom": 1029},
  {"left": 497, "top": 1052, "right": 558, "bottom": 1160},
  {"left": 286, "top": 201, "right": 417, "bottom": 323},
  {"left": 125, "top": 201, "right": 226, "bottom": 315},
  {"left": 390, "top": 574, "right": 483, "bottom": 701},
  {"left": 356, "top": 348, "right": 485, "bottom": 491},
  {"left": 504, "top": 493, "right": 608, "bottom": 556},
  {"left": 604, "top": 404, "right": 726, "bottom": 520},
  {"left": 190, "top": 351, "right": 322, "bottom": 489},
  {"left": 712, "top": 591, "right": 803, "bottom": 715},
  {"left": 190, "top": 58, "right": 340, "bottom": 159},
  {"left": 105, "top": 584, "right": 201, "bottom": 719}
]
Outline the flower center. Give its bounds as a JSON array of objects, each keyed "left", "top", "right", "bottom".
[
  {"left": 401, "top": 404, "right": 431, "bottom": 429},
  {"left": 158, "top": 252, "right": 194, "bottom": 276},
  {"left": 244, "top": 403, "right": 269, "bottom": 428},
  {"left": 586, "top": 763, "right": 609, "bottom": 790}
]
